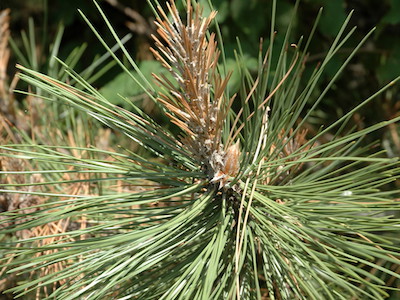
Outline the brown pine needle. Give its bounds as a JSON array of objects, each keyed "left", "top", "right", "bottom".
[{"left": 151, "top": 0, "right": 239, "bottom": 186}]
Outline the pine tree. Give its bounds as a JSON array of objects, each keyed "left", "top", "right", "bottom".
[{"left": 1, "top": 1, "right": 400, "bottom": 299}]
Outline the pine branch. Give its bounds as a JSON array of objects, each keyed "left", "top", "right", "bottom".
[
  {"left": 151, "top": 0, "right": 238, "bottom": 185},
  {"left": 0, "top": 1, "right": 399, "bottom": 299}
]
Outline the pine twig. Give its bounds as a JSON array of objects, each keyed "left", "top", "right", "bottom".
[{"left": 150, "top": 0, "right": 239, "bottom": 187}]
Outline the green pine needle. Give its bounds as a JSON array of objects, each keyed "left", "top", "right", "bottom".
[{"left": 1, "top": 0, "right": 399, "bottom": 299}]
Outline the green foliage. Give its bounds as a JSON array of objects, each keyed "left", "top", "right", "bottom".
[
  {"left": 0, "top": 0, "right": 399, "bottom": 299},
  {"left": 382, "top": 0, "right": 400, "bottom": 25},
  {"left": 318, "top": 0, "right": 347, "bottom": 37},
  {"left": 99, "top": 60, "right": 166, "bottom": 108}
]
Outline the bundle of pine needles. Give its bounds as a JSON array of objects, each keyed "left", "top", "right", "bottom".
[{"left": 0, "top": 0, "right": 399, "bottom": 299}]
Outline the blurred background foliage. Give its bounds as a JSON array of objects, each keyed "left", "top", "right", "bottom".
[{"left": 1, "top": 0, "right": 399, "bottom": 156}]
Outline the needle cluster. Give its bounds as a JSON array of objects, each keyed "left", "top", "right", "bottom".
[{"left": 151, "top": 0, "right": 238, "bottom": 185}]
